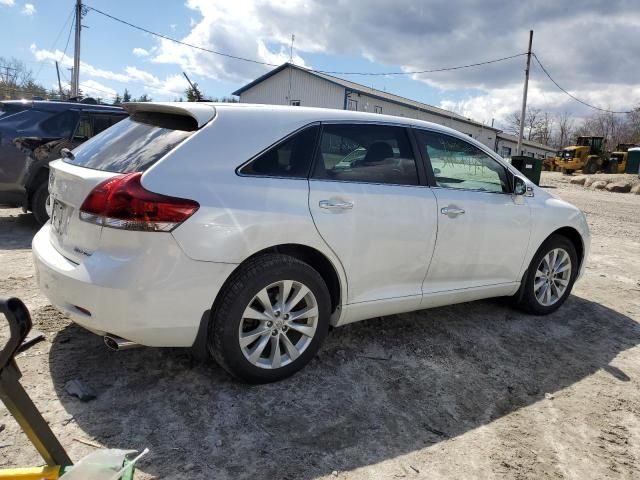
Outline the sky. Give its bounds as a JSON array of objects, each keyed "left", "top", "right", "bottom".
[{"left": 1, "top": 0, "right": 638, "bottom": 130}]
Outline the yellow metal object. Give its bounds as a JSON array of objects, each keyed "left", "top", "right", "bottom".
[{"left": 0, "top": 466, "right": 62, "bottom": 480}]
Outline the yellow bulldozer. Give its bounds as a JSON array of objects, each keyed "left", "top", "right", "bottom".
[
  {"left": 608, "top": 143, "right": 637, "bottom": 173},
  {"left": 556, "top": 136, "right": 606, "bottom": 174}
]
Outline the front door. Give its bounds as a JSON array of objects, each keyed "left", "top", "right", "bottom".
[
  {"left": 413, "top": 129, "right": 531, "bottom": 293},
  {"left": 308, "top": 123, "right": 438, "bottom": 304}
]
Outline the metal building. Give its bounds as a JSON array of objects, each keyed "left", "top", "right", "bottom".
[{"left": 233, "top": 63, "right": 556, "bottom": 159}]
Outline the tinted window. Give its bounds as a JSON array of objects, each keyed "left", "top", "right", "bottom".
[
  {"left": 240, "top": 125, "right": 318, "bottom": 178},
  {"left": 416, "top": 130, "right": 509, "bottom": 193},
  {"left": 64, "top": 113, "right": 195, "bottom": 173},
  {"left": 40, "top": 110, "right": 79, "bottom": 138},
  {"left": 92, "top": 115, "right": 111, "bottom": 136},
  {"left": 313, "top": 124, "right": 419, "bottom": 186}
]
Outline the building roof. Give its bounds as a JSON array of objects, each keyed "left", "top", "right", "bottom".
[
  {"left": 233, "top": 63, "right": 500, "bottom": 132},
  {"left": 495, "top": 131, "right": 556, "bottom": 152}
]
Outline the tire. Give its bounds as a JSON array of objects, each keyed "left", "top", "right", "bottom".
[
  {"left": 561, "top": 168, "right": 573, "bottom": 175},
  {"left": 584, "top": 158, "right": 598, "bottom": 174},
  {"left": 31, "top": 181, "right": 50, "bottom": 225},
  {"left": 608, "top": 160, "right": 619, "bottom": 174},
  {"left": 208, "top": 253, "right": 331, "bottom": 383},
  {"left": 515, "top": 234, "right": 578, "bottom": 315}
]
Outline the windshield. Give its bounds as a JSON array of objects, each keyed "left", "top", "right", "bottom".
[{"left": 64, "top": 112, "right": 196, "bottom": 173}]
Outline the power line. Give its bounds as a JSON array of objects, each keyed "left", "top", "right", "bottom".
[
  {"left": 33, "top": 6, "right": 75, "bottom": 82},
  {"left": 83, "top": 3, "right": 527, "bottom": 76},
  {"left": 84, "top": 4, "right": 281, "bottom": 67},
  {"left": 60, "top": 8, "right": 75, "bottom": 64},
  {"left": 533, "top": 53, "right": 632, "bottom": 115},
  {"left": 316, "top": 53, "right": 527, "bottom": 76}
]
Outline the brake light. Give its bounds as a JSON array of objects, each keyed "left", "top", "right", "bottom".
[{"left": 79, "top": 173, "right": 199, "bottom": 232}]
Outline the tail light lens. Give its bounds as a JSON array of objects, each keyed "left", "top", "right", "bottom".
[{"left": 79, "top": 172, "right": 199, "bottom": 232}]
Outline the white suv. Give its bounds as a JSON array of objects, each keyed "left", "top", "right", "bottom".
[{"left": 33, "top": 103, "right": 590, "bottom": 383}]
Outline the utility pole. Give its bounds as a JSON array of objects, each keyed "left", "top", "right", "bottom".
[
  {"left": 71, "top": 0, "right": 82, "bottom": 97},
  {"left": 289, "top": 34, "right": 295, "bottom": 62},
  {"left": 55, "top": 61, "right": 63, "bottom": 98},
  {"left": 516, "top": 30, "right": 533, "bottom": 156}
]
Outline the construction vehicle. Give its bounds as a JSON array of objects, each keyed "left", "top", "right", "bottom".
[
  {"left": 607, "top": 143, "right": 637, "bottom": 174},
  {"left": 556, "top": 136, "right": 606, "bottom": 174}
]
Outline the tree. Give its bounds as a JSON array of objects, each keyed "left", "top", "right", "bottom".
[
  {"left": 122, "top": 89, "right": 132, "bottom": 103},
  {"left": 185, "top": 83, "right": 203, "bottom": 102},
  {"left": 508, "top": 107, "right": 543, "bottom": 141},
  {"left": 136, "top": 93, "right": 151, "bottom": 102},
  {"left": 113, "top": 93, "right": 122, "bottom": 105},
  {"left": 555, "top": 111, "right": 574, "bottom": 148}
]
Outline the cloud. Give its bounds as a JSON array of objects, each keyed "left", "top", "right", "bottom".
[
  {"left": 79, "top": 79, "right": 117, "bottom": 99},
  {"left": 0, "top": 0, "right": 15, "bottom": 7},
  {"left": 29, "top": 44, "right": 189, "bottom": 99},
  {"left": 149, "top": 0, "right": 640, "bottom": 124},
  {"left": 21, "top": 2, "right": 35, "bottom": 15},
  {"left": 132, "top": 47, "right": 150, "bottom": 57}
]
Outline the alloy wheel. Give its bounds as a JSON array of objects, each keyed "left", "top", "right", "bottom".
[
  {"left": 238, "top": 280, "right": 319, "bottom": 369},
  {"left": 534, "top": 248, "right": 572, "bottom": 307}
]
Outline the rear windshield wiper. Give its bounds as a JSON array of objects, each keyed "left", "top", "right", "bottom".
[{"left": 60, "top": 148, "right": 75, "bottom": 160}]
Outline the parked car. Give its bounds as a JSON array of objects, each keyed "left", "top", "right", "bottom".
[
  {"left": 0, "top": 99, "right": 127, "bottom": 224},
  {"left": 32, "top": 103, "right": 591, "bottom": 383}
]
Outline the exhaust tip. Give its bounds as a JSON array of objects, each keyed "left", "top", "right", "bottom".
[{"left": 104, "top": 335, "right": 139, "bottom": 351}]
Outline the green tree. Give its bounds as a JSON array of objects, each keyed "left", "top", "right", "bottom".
[
  {"left": 113, "top": 93, "right": 122, "bottom": 105},
  {"left": 136, "top": 93, "right": 151, "bottom": 102},
  {"left": 122, "top": 89, "right": 131, "bottom": 103},
  {"left": 185, "top": 83, "right": 203, "bottom": 102}
]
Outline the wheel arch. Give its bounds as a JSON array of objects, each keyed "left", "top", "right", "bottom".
[
  {"left": 547, "top": 226, "right": 585, "bottom": 270},
  {"left": 218, "top": 243, "right": 344, "bottom": 315}
]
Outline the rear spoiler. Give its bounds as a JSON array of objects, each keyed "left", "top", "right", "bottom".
[{"left": 123, "top": 102, "right": 216, "bottom": 128}]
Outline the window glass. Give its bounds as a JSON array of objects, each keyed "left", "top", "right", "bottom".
[
  {"left": 74, "top": 116, "right": 92, "bottom": 140},
  {"left": 416, "top": 130, "right": 509, "bottom": 193},
  {"left": 39, "top": 110, "right": 79, "bottom": 138},
  {"left": 240, "top": 125, "right": 318, "bottom": 178},
  {"left": 64, "top": 113, "right": 195, "bottom": 173},
  {"left": 313, "top": 124, "right": 419, "bottom": 186},
  {"left": 92, "top": 115, "right": 111, "bottom": 136}
]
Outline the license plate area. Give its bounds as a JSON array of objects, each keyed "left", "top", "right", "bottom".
[{"left": 50, "top": 199, "right": 72, "bottom": 237}]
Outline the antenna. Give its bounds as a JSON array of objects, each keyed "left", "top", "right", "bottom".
[{"left": 289, "top": 34, "right": 295, "bottom": 63}]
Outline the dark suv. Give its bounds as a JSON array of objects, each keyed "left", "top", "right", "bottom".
[{"left": 0, "top": 99, "right": 127, "bottom": 223}]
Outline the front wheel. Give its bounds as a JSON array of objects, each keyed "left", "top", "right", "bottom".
[
  {"left": 208, "top": 254, "right": 331, "bottom": 383},
  {"left": 515, "top": 234, "right": 578, "bottom": 315}
]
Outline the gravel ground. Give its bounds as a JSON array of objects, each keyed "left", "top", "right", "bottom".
[{"left": 1, "top": 171, "right": 639, "bottom": 479}]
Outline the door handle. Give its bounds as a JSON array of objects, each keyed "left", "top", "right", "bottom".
[
  {"left": 319, "top": 199, "right": 354, "bottom": 210},
  {"left": 441, "top": 206, "right": 465, "bottom": 217}
]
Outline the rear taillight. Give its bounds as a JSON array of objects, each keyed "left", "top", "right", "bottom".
[{"left": 79, "top": 172, "right": 199, "bottom": 232}]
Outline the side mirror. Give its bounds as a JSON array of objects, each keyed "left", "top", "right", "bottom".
[{"left": 513, "top": 175, "right": 533, "bottom": 197}]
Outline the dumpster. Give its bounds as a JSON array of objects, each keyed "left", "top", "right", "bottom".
[
  {"left": 510, "top": 155, "right": 543, "bottom": 186},
  {"left": 626, "top": 147, "right": 640, "bottom": 175}
]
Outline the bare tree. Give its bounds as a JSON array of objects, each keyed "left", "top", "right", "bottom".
[
  {"left": 555, "top": 111, "right": 574, "bottom": 148},
  {"left": 508, "top": 107, "right": 542, "bottom": 141}
]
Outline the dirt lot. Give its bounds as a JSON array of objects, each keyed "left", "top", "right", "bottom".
[{"left": 1, "top": 171, "right": 639, "bottom": 479}]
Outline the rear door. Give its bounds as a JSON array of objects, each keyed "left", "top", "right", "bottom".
[
  {"left": 308, "top": 123, "right": 438, "bottom": 304},
  {"left": 414, "top": 129, "right": 531, "bottom": 293}
]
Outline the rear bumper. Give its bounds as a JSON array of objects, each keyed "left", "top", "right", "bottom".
[{"left": 32, "top": 224, "right": 237, "bottom": 347}]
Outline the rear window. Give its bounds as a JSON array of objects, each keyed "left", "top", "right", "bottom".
[{"left": 64, "top": 112, "right": 196, "bottom": 173}]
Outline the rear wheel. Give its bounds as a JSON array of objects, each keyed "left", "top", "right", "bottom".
[
  {"left": 31, "top": 181, "right": 50, "bottom": 225},
  {"left": 208, "top": 254, "right": 330, "bottom": 383},
  {"left": 515, "top": 234, "right": 578, "bottom": 315},
  {"left": 561, "top": 168, "right": 574, "bottom": 175},
  {"left": 584, "top": 158, "right": 598, "bottom": 174}
]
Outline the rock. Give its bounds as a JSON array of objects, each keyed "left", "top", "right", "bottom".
[
  {"left": 570, "top": 175, "right": 588, "bottom": 185},
  {"left": 591, "top": 180, "right": 608, "bottom": 190},
  {"left": 332, "top": 471, "right": 338, "bottom": 477},
  {"left": 631, "top": 184, "right": 640, "bottom": 194},
  {"left": 605, "top": 181, "right": 632, "bottom": 193},
  {"left": 584, "top": 177, "right": 596, "bottom": 187},
  {"left": 215, "top": 440, "right": 223, "bottom": 447},
  {"left": 64, "top": 379, "right": 96, "bottom": 402},
  {"left": 545, "top": 392, "right": 555, "bottom": 400}
]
